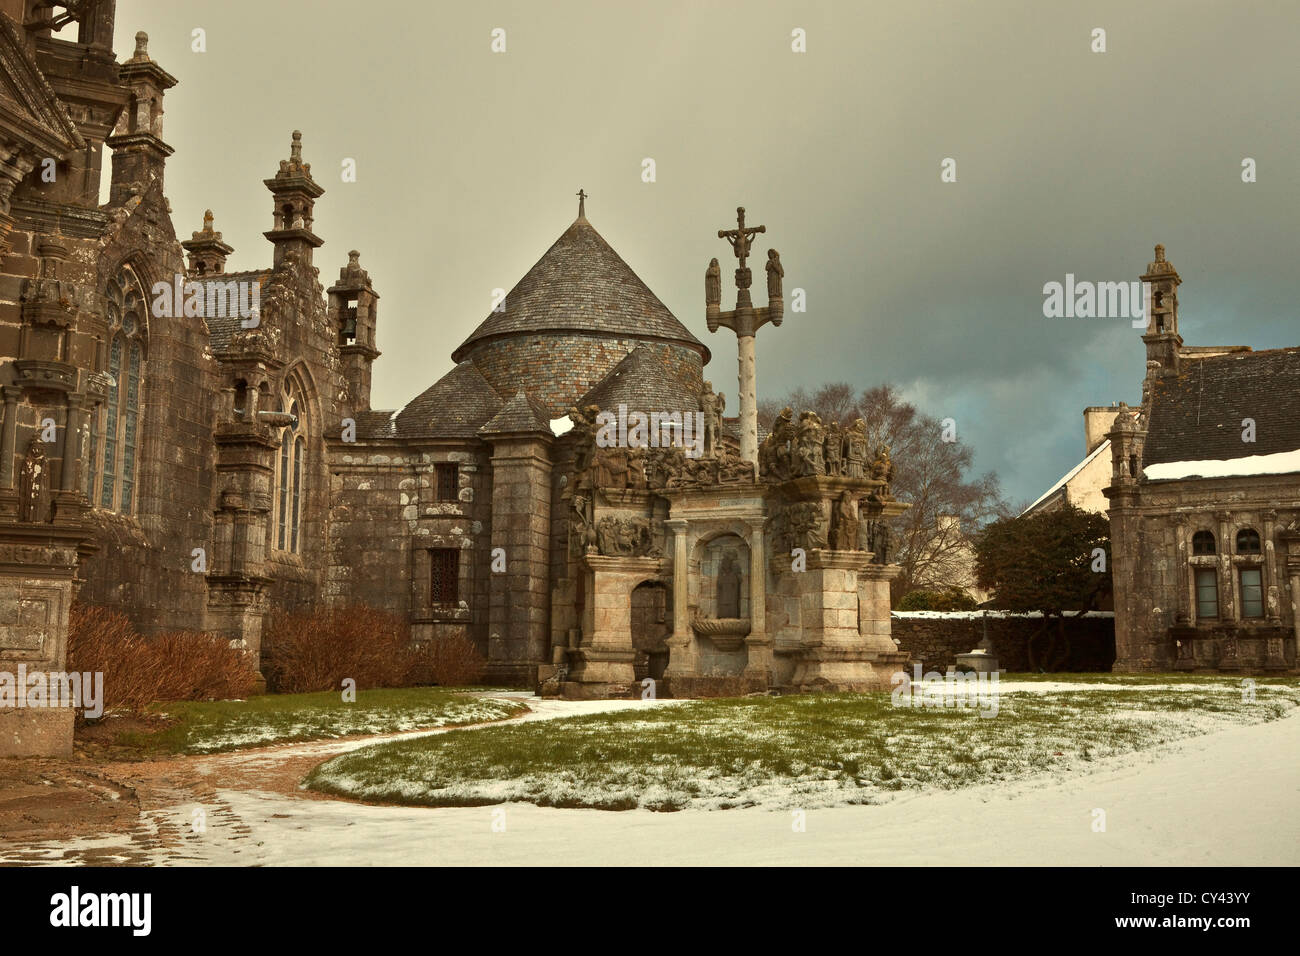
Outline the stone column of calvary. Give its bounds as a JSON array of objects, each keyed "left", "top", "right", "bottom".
[{"left": 706, "top": 207, "right": 784, "bottom": 465}]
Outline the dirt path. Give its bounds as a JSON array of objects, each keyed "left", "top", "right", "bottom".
[{"left": 0, "top": 695, "right": 671, "bottom": 865}]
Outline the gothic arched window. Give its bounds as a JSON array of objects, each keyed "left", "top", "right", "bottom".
[
  {"left": 275, "top": 378, "right": 307, "bottom": 553},
  {"left": 87, "top": 265, "right": 146, "bottom": 513}
]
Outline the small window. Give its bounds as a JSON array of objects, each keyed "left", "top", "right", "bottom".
[
  {"left": 435, "top": 463, "right": 458, "bottom": 502},
  {"left": 340, "top": 299, "right": 358, "bottom": 345},
  {"left": 1195, "top": 569, "right": 1219, "bottom": 620},
  {"left": 1236, "top": 528, "right": 1261, "bottom": 554},
  {"left": 1192, "top": 531, "right": 1216, "bottom": 556},
  {"left": 1239, "top": 568, "right": 1264, "bottom": 619},
  {"left": 430, "top": 548, "right": 459, "bottom": 606}
]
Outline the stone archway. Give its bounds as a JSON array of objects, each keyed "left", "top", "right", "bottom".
[{"left": 630, "top": 581, "right": 671, "bottom": 680}]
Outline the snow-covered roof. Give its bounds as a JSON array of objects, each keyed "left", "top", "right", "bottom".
[
  {"left": 1143, "top": 447, "right": 1300, "bottom": 481},
  {"left": 1021, "top": 440, "right": 1110, "bottom": 516}
]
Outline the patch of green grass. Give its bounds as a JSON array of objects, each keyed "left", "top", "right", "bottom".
[
  {"left": 304, "top": 678, "right": 1300, "bottom": 811},
  {"left": 117, "top": 687, "right": 527, "bottom": 755}
]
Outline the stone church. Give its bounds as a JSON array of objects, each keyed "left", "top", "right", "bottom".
[
  {"left": 1105, "top": 245, "right": 1299, "bottom": 673},
  {"left": 1, "top": 2, "right": 914, "bottom": 752}
]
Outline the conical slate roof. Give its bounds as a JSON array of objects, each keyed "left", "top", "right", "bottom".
[
  {"left": 451, "top": 214, "right": 709, "bottom": 363},
  {"left": 579, "top": 343, "right": 702, "bottom": 415}
]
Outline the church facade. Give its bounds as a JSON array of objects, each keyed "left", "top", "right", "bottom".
[
  {"left": 1105, "top": 246, "right": 1300, "bottom": 673},
  {"left": 1, "top": 3, "right": 913, "bottom": 754}
]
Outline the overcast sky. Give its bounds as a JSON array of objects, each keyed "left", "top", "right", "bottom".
[{"left": 111, "top": 0, "right": 1299, "bottom": 505}]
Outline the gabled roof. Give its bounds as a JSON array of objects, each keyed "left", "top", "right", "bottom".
[
  {"left": 1022, "top": 440, "right": 1110, "bottom": 516},
  {"left": 451, "top": 214, "right": 707, "bottom": 363},
  {"left": 1144, "top": 348, "right": 1300, "bottom": 466},
  {"left": 479, "top": 390, "right": 553, "bottom": 436},
  {"left": 393, "top": 360, "right": 503, "bottom": 439}
]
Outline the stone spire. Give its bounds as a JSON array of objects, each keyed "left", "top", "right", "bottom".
[
  {"left": 107, "top": 28, "right": 178, "bottom": 205},
  {"left": 263, "top": 130, "right": 324, "bottom": 268},
  {"left": 182, "top": 209, "right": 234, "bottom": 275},
  {"left": 328, "top": 250, "right": 380, "bottom": 413},
  {"left": 1141, "top": 242, "right": 1182, "bottom": 377}
]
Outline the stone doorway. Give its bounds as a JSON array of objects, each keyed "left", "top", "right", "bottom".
[{"left": 630, "top": 581, "right": 671, "bottom": 681}]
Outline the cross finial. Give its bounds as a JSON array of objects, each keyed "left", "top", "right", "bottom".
[
  {"left": 576, "top": 188, "right": 588, "bottom": 219},
  {"left": 717, "top": 205, "right": 766, "bottom": 270}
]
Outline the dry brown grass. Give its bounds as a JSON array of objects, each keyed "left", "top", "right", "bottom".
[
  {"left": 67, "top": 604, "right": 260, "bottom": 715},
  {"left": 262, "top": 605, "right": 483, "bottom": 693}
]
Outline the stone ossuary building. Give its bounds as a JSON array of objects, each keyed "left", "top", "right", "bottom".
[
  {"left": 1, "top": 3, "right": 916, "bottom": 754},
  {"left": 1105, "top": 245, "right": 1299, "bottom": 673}
]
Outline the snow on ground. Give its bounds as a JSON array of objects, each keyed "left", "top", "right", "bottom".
[
  {"left": 4, "top": 692, "right": 1296, "bottom": 866},
  {"left": 162, "top": 707, "right": 1300, "bottom": 865},
  {"left": 182, "top": 696, "right": 525, "bottom": 753}
]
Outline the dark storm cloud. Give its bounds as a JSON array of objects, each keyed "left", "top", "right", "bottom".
[{"left": 115, "top": 0, "right": 1298, "bottom": 503}]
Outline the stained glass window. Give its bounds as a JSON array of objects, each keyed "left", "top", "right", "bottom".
[
  {"left": 90, "top": 266, "right": 146, "bottom": 513},
  {"left": 274, "top": 381, "right": 307, "bottom": 554}
]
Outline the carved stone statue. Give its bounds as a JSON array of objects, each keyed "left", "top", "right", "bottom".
[
  {"left": 759, "top": 405, "right": 796, "bottom": 481},
  {"left": 775, "top": 501, "right": 827, "bottom": 553},
  {"left": 844, "top": 419, "right": 868, "bottom": 479},
  {"left": 594, "top": 446, "right": 631, "bottom": 489},
  {"left": 823, "top": 421, "right": 843, "bottom": 477},
  {"left": 570, "top": 494, "right": 597, "bottom": 556},
  {"left": 716, "top": 445, "right": 756, "bottom": 483},
  {"left": 568, "top": 404, "right": 601, "bottom": 479},
  {"left": 705, "top": 257, "right": 721, "bottom": 307},
  {"left": 869, "top": 520, "right": 893, "bottom": 565},
  {"left": 18, "top": 436, "right": 50, "bottom": 524},
  {"left": 871, "top": 442, "right": 895, "bottom": 494},
  {"left": 794, "top": 411, "right": 825, "bottom": 476},
  {"left": 766, "top": 248, "right": 783, "bottom": 300},
  {"left": 595, "top": 516, "right": 660, "bottom": 557},
  {"left": 716, "top": 552, "right": 742, "bottom": 618},
  {"left": 700, "top": 381, "right": 725, "bottom": 458},
  {"left": 829, "top": 491, "right": 858, "bottom": 551}
]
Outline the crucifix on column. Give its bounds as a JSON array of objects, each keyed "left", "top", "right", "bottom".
[{"left": 706, "top": 206, "right": 784, "bottom": 466}]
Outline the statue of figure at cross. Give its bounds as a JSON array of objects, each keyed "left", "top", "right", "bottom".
[
  {"left": 705, "top": 205, "right": 786, "bottom": 467},
  {"left": 718, "top": 206, "right": 766, "bottom": 270},
  {"left": 576, "top": 188, "right": 588, "bottom": 219}
]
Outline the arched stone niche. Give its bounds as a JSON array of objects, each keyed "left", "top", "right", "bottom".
[{"left": 696, "top": 532, "right": 750, "bottom": 621}]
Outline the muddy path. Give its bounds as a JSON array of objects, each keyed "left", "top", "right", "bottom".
[{"left": 0, "top": 695, "right": 666, "bottom": 865}]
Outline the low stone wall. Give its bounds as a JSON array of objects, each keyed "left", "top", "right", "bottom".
[{"left": 891, "top": 611, "right": 1116, "bottom": 673}]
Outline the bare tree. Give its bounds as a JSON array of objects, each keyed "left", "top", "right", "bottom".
[{"left": 761, "top": 382, "right": 1007, "bottom": 601}]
